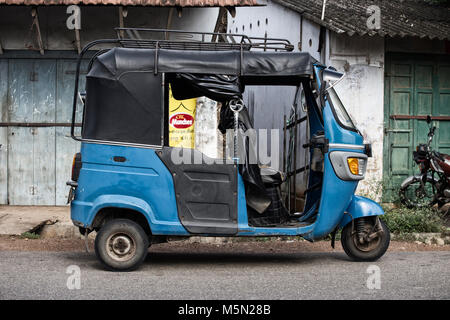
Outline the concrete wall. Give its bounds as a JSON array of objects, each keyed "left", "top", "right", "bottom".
[
  {"left": 327, "top": 34, "right": 449, "bottom": 199},
  {"left": 0, "top": 5, "right": 219, "bottom": 51},
  {"left": 328, "top": 33, "right": 385, "bottom": 198},
  {"left": 386, "top": 37, "right": 448, "bottom": 55}
]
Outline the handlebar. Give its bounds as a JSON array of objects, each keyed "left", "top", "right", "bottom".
[{"left": 427, "top": 126, "right": 436, "bottom": 146}]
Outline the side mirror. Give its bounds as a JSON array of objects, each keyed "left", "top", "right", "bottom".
[
  {"left": 426, "top": 115, "right": 432, "bottom": 124},
  {"left": 322, "top": 68, "right": 345, "bottom": 91}
]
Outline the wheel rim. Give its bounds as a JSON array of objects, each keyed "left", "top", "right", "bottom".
[
  {"left": 106, "top": 232, "right": 136, "bottom": 262},
  {"left": 352, "top": 221, "right": 382, "bottom": 252},
  {"left": 402, "top": 180, "right": 435, "bottom": 207}
]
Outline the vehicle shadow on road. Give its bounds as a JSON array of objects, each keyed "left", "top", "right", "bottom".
[
  {"left": 142, "top": 250, "right": 351, "bottom": 266},
  {"left": 60, "top": 245, "right": 353, "bottom": 272}
]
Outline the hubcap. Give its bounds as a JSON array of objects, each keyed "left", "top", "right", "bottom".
[
  {"left": 106, "top": 233, "right": 136, "bottom": 262},
  {"left": 352, "top": 221, "right": 381, "bottom": 252}
]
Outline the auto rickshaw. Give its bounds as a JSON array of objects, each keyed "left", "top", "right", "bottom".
[{"left": 67, "top": 28, "right": 390, "bottom": 271}]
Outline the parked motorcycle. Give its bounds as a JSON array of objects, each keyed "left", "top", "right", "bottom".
[{"left": 399, "top": 116, "right": 450, "bottom": 209}]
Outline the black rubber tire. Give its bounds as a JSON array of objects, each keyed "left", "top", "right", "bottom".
[
  {"left": 94, "top": 219, "right": 149, "bottom": 271},
  {"left": 341, "top": 218, "right": 390, "bottom": 262},
  {"left": 399, "top": 176, "right": 437, "bottom": 209}
]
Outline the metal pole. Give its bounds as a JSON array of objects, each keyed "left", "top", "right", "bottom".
[
  {"left": 283, "top": 114, "right": 286, "bottom": 174},
  {"left": 293, "top": 113, "right": 298, "bottom": 213}
]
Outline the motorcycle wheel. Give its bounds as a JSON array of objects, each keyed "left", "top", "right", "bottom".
[{"left": 399, "top": 176, "right": 437, "bottom": 209}]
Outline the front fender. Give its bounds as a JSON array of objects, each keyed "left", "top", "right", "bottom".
[{"left": 338, "top": 195, "right": 385, "bottom": 229}]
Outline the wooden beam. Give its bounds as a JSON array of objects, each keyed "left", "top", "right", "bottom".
[
  {"left": 166, "top": 8, "right": 174, "bottom": 40},
  {"left": 212, "top": 7, "right": 227, "bottom": 42},
  {"left": 31, "top": 7, "right": 44, "bottom": 55},
  {"left": 176, "top": 6, "right": 182, "bottom": 18},
  {"left": 74, "top": 29, "right": 81, "bottom": 54},
  {"left": 118, "top": 6, "right": 127, "bottom": 38},
  {"left": 225, "top": 6, "right": 236, "bottom": 18}
]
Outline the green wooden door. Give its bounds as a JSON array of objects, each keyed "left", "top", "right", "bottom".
[{"left": 383, "top": 53, "right": 450, "bottom": 201}]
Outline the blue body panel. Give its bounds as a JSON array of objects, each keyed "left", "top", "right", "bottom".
[
  {"left": 71, "top": 143, "right": 189, "bottom": 235},
  {"left": 71, "top": 65, "right": 384, "bottom": 240}
]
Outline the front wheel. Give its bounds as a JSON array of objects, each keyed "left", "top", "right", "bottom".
[
  {"left": 95, "top": 219, "right": 149, "bottom": 271},
  {"left": 341, "top": 217, "right": 390, "bottom": 261}
]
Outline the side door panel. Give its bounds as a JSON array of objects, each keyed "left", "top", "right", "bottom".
[{"left": 157, "top": 147, "right": 238, "bottom": 235}]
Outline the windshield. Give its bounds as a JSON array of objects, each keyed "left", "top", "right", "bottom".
[{"left": 327, "top": 88, "right": 357, "bottom": 131}]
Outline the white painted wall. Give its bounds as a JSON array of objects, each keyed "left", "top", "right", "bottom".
[
  {"left": 328, "top": 33, "right": 385, "bottom": 198},
  {"left": 229, "top": 1, "right": 300, "bottom": 46},
  {"left": 231, "top": 1, "right": 386, "bottom": 199}
]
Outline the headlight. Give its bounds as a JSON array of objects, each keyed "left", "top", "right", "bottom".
[
  {"left": 329, "top": 151, "right": 368, "bottom": 181},
  {"left": 347, "top": 157, "right": 365, "bottom": 176}
]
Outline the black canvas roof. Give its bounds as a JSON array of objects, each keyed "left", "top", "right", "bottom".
[{"left": 88, "top": 47, "right": 315, "bottom": 81}]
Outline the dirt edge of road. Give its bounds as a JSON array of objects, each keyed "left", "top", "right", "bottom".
[{"left": 1, "top": 235, "right": 449, "bottom": 253}]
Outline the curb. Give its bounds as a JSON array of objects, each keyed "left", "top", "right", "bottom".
[
  {"left": 40, "top": 222, "right": 95, "bottom": 240},
  {"left": 391, "top": 232, "right": 450, "bottom": 245},
  {"left": 38, "top": 222, "right": 450, "bottom": 245}
]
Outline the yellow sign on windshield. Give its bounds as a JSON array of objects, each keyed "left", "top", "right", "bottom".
[{"left": 168, "top": 86, "right": 197, "bottom": 149}]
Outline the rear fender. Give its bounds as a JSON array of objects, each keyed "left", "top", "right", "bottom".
[
  {"left": 87, "top": 195, "right": 154, "bottom": 228},
  {"left": 338, "top": 195, "right": 385, "bottom": 229}
]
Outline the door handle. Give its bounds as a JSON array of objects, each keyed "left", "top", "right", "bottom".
[{"left": 113, "top": 156, "right": 127, "bottom": 162}]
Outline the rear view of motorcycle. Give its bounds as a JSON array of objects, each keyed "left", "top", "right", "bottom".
[{"left": 399, "top": 116, "right": 450, "bottom": 210}]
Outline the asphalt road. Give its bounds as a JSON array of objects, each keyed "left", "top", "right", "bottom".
[{"left": 0, "top": 250, "right": 449, "bottom": 300}]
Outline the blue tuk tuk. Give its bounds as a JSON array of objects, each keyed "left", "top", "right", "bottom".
[{"left": 67, "top": 28, "right": 390, "bottom": 271}]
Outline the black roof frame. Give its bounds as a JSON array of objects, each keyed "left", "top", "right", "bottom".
[{"left": 71, "top": 31, "right": 316, "bottom": 143}]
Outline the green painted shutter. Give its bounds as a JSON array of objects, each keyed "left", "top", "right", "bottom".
[{"left": 383, "top": 53, "right": 450, "bottom": 201}]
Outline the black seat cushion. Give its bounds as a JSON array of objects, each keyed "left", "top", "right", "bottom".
[{"left": 260, "top": 167, "right": 285, "bottom": 186}]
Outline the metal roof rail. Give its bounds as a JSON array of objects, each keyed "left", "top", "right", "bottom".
[{"left": 115, "top": 28, "right": 294, "bottom": 52}]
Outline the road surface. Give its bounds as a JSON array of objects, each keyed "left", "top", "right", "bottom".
[{"left": 0, "top": 248, "right": 449, "bottom": 299}]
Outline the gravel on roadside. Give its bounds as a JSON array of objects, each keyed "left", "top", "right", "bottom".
[{"left": 0, "top": 235, "right": 449, "bottom": 253}]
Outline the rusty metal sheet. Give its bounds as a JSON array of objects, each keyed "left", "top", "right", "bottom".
[
  {"left": 1, "top": 58, "right": 89, "bottom": 205},
  {"left": 0, "top": 60, "right": 8, "bottom": 205},
  {"left": 55, "top": 59, "right": 85, "bottom": 205},
  {"left": 7, "top": 59, "right": 57, "bottom": 205}
]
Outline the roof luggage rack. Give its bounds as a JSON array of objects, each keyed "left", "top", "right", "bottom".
[{"left": 115, "top": 28, "right": 294, "bottom": 52}]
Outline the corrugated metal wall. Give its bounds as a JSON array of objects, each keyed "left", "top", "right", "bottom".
[{"left": 0, "top": 56, "right": 86, "bottom": 205}]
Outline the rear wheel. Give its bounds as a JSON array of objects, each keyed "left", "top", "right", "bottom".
[
  {"left": 341, "top": 217, "right": 390, "bottom": 261},
  {"left": 399, "top": 176, "right": 437, "bottom": 208},
  {"left": 95, "top": 219, "right": 149, "bottom": 271}
]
